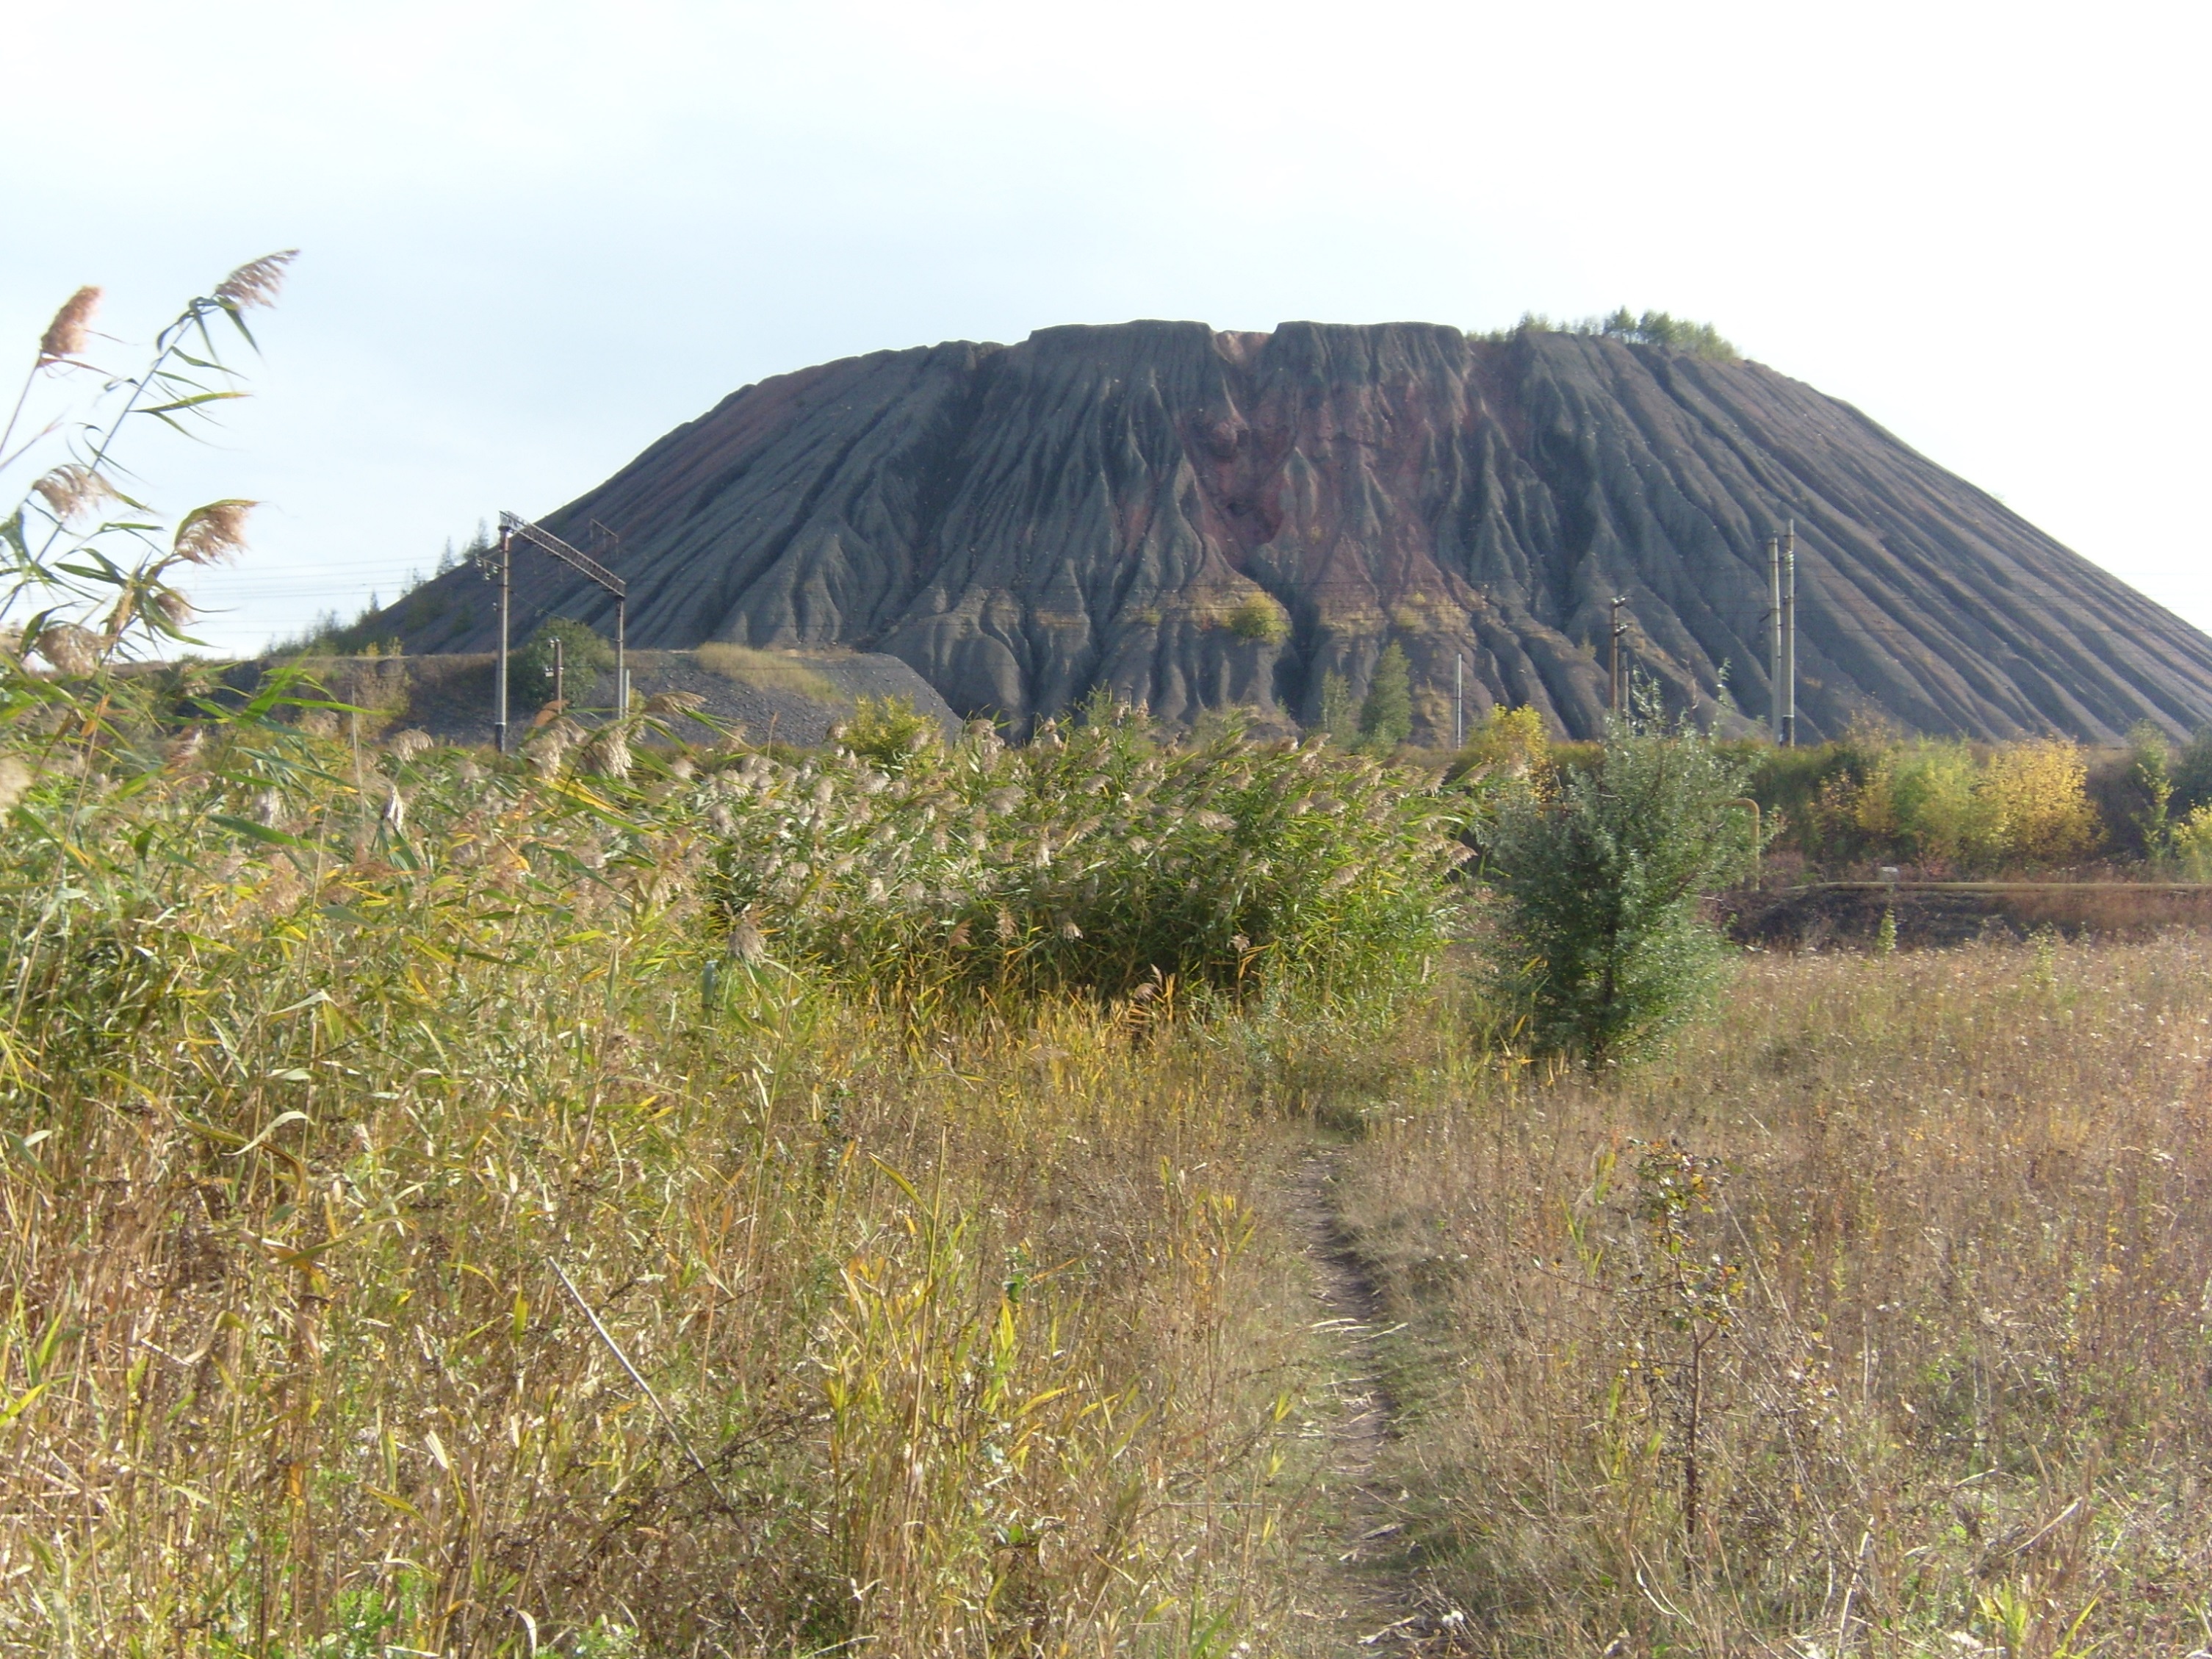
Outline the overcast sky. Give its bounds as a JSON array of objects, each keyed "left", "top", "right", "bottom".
[{"left": 4, "top": 0, "right": 2206, "bottom": 654}]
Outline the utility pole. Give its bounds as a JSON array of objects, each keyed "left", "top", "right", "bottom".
[
  {"left": 489, "top": 519, "right": 512, "bottom": 755},
  {"left": 499, "top": 511, "right": 627, "bottom": 722},
  {"left": 594, "top": 521, "right": 629, "bottom": 716},
  {"left": 552, "top": 633, "right": 565, "bottom": 710},
  {"left": 1609, "top": 596, "right": 1629, "bottom": 715},
  {"left": 1455, "top": 651, "right": 1465, "bottom": 749},
  {"left": 1767, "top": 533, "right": 1784, "bottom": 743},
  {"left": 1780, "top": 519, "right": 1798, "bottom": 747}
]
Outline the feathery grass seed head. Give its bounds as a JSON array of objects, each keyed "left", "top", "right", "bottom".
[
  {"left": 213, "top": 251, "right": 298, "bottom": 310},
  {"left": 32, "top": 464, "right": 118, "bottom": 525},
  {"left": 172, "top": 500, "right": 254, "bottom": 565},
  {"left": 37, "top": 286, "right": 101, "bottom": 362},
  {"left": 33, "top": 622, "right": 99, "bottom": 677}
]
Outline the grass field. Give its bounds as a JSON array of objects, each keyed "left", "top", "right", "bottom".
[
  {"left": 693, "top": 643, "right": 849, "bottom": 708},
  {"left": 1340, "top": 938, "right": 2212, "bottom": 1656},
  {"left": 3, "top": 705, "right": 2209, "bottom": 1657}
]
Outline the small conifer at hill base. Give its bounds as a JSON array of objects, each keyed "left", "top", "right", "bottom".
[
  {"left": 1358, "top": 642, "right": 1413, "bottom": 749},
  {"left": 1483, "top": 685, "right": 1764, "bottom": 1065}
]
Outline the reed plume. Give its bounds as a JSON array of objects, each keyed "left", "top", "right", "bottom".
[
  {"left": 29, "top": 463, "right": 118, "bottom": 525},
  {"left": 584, "top": 731, "right": 633, "bottom": 780},
  {"left": 213, "top": 251, "right": 298, "bottom": 312},
  {"left": 170, "top": 500, "right": 254, "bottom": 564},
  {"left": 4, "top": 286, "right": 103, "bottom": 461},
  {"left": 37, "top": 286, "right": 101, "bottom": 364},
  {"left": 32, "top": 622, "right": 99, "bottom": 677}
]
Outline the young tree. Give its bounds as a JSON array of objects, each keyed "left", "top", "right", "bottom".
[
  {"left": 1483, "top": 695, "right": 1762, "bottom": 1064},
  {"left": 1359, "top": 642, "right": 1413, "bottom": 749},
  {"left": 1316, "top": 669, "right": 1357, "bottom": 744},
  {"left": 2170, "top": 726, "right": 2212, "bottom": 819},
  {"left": 2125, "top": 721, "right": 2175, "bottom": 860},
  {"left": 511, "top": 616, "right": 613, "bottom": 707}
]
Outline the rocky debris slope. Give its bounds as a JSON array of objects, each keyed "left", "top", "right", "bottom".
[{"left": 378, "top": 323, "right": 2212, "bottom": 741}]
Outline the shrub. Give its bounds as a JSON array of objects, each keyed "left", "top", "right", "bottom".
[
  {"left": 1226, "top": 593, "right": 1289, "bottom": 644},
  {"left": 1483, "top": 699, "right": 1762, "bottom": 1063},
  {"left": 1597, "top": 307, "right": 1740, "bottom": 362},
  {"left": 2171, "top": 727, "right": 2212, "bottom": 818},
  {"left": 1456, "top": 704, "right": 1549, "bottom": 786},
  {"left": 835, "top": 693, "right": 941, "bottom": 775},
  {"left": 1805, "top": 727, "right": 2098, "bottom": 874},
  {"left": 1975, "top": 737, "right": 2099, "bottom": 866},
  {"left": 2172, "top": 802, "right": 2212, "bottom": 877},
  {"left": 1494, "top": 308, "right": 1740, "bottom": 364},
  {"left": 1884, "top": 739, "right": 1981, "bottom": 866}
]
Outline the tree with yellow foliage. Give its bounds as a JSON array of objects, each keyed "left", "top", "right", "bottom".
[{"left": 1973, "top": 738, "right": 2099, "bottom": 866}]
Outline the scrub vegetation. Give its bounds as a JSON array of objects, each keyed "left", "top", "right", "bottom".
[
  {"left": 1734, "top": 716, "right": 2212, "bottom": 877},
  {"left": 6, "top": 266, "right": 2211, "bottom": 1659}
]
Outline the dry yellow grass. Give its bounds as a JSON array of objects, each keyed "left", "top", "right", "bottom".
[
  {"left": 1339, "top": 936, "right": 2212, "bottom": 1655},
  {"left": 693, "top": 641, "right": 846, "bottom": 705},
  {"left": 1, "top": 983, "right": 1346, "bottom": 1655}
]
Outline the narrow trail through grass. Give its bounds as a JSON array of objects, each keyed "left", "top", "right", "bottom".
[{"left": 1287, "top": 1147, "right": 1455, "bottom": 1655}]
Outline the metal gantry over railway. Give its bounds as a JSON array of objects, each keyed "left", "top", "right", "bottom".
[{"left": 480, "top": 512, "right": 629, "bottom": 754}]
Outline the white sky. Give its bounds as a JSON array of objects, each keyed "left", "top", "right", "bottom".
[{"left": 4, "top": 0, "right": 2206, "bottom": 653}]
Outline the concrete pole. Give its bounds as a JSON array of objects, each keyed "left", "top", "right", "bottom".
[
  {"left": 1781, "top": 520, "right": 1798, "bottom": 747},
  {"left": 1768, "top": 533, "right": 1784, "bottom": 742},
  {"left": 494, "top": 522, "right": 511, "bottom": 755},
  {"left": 616, "top": 597, "right": 628, "bottom": 716},
  {"left": 1609, "top": 596, "right": 1628, "bottom": 715}
]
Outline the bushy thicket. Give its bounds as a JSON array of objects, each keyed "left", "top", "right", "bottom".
[
  {"left": 710, "top": 695, "right": 1469, "bottom": 1012},
  {"left": 1744, "top": 724, "right": 2125, "bottom": 874}
]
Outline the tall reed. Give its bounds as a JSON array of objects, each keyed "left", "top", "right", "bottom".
[{"left": 0, "top": 705, "right": 1411, "bottom": 1655}]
